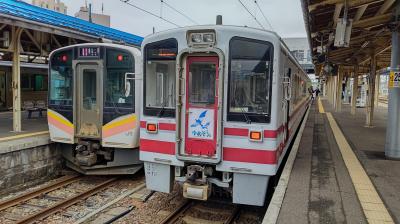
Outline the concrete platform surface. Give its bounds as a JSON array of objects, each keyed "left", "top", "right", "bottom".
[
  {"left": 277, "top": 99, "right": 399, "bottom": 224},
  {"left": 0, "top": 111, "right": 48, "bottom": 140}
]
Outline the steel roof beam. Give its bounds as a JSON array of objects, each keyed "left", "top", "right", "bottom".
[
  {"left": 354, "top": 5, "right": 368, "bottom": 21},
  {"left": 309, "top": 0, "right": 383, "bottom": 12},
  {"left": 376, "top": 0, "right": 395, "bottom": 16},
  {"left": 333, "top": 3, "right": 344, "bottom": 27},
  {"left": 353, "top": 13, "right": 392, "bottom": 28}
]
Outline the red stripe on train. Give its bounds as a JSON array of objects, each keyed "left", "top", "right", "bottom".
[
  {"left": 223, "top": 147, "right": 277, "bottom": 164},
  {"left": 140, "top": 139, "right": 175, "bottom": 155},
  {"left": 224, "top": 128, "right": 279, "bottom": 138},
  {"left": 140, "top": 121, "right": 176, "bottom": 131}
]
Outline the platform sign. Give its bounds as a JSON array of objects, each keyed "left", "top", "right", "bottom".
[{"left": 389, "top": 71, "right": 400, "bottom": 88}]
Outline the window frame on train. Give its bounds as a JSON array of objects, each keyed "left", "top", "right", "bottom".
[
  {"left": 143, "top": 38, "right": 178, "bottom": 118},
  {"left": 227, "top": 36, "right": 274, "bottom": 123}
]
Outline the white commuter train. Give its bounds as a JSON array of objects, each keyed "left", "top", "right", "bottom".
[
  {"left": 48, "top": 43, "right": 143, "bottom": 175},
  {"left": 140, "top": 25, "right": 311, "bottom": 206}
]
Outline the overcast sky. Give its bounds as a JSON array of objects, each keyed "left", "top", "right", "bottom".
[{"left": 27, "top": 0, "right": 307, "bottom": 38}]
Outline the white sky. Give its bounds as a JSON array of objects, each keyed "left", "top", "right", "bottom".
[{"left": 27, "top": 0, "right": 307, "bottom": 38}]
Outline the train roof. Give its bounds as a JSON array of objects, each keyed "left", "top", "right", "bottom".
[{"left": 143, "top": 25, "right": 309, "bottom": 80}]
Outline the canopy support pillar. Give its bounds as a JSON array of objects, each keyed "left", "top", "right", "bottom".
[
  {"left": 385, "top": 0, "right": 400, "bottom": 159},
  {"left": 11, "top": 26, "right": 23, "bottom": 132},
  {"left": 351, "top": 65, "right": 359, "bottom": 115}
]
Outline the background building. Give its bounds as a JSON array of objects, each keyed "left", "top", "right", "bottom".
[
  {"left": 75, "top": 5, "right": 111, "bottom": 27},
  {"left": 31, "top": 0, "right": 67, "bottom": 14},
  {"left": 283, "top": 37, "right": 317, "bottom": 87}
]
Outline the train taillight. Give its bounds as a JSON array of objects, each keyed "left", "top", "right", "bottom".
[
  {"left": 146, "top": 123, "right": 158, "bottom": 133},
  {"left": 61, "top": 55, "right": 68, "bottom": 62},
  {"left": 117, "top": 54, "right": 123, "bottom": 61},
  {"left": 249, "top": 131, "right": 263, "bottom": 142}
]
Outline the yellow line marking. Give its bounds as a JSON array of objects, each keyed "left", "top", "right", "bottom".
[
  {"left": 318, "top": 97, "right": 325, "bottom": 113},
  {"left": 0, "top": 131, "right": 49, "bottom": 143},
  {"left": 326, "top": 112, "right": 394, "bottom": 223}
]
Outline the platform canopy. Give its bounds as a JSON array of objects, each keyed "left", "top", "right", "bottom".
[
  {"left": 301, "top": 0, "right": 396, "bottom": 73},
  {"left": 0, "top": 0, "right": 143, "bottom": 46}
]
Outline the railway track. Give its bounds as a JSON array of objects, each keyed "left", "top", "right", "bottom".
[
  {"left": 160, "top": 200, "right": 240, "bottom": 224},
  {"left": 0, "top": 175, "right": 119, "bottom": 224}
]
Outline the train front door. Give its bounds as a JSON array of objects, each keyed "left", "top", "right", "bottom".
[
  {"left": 75, "top": 64, "right": 102, "bottom": 138},
  {"left": 185, "top": 56, "right": 219, "bottom": 156}
]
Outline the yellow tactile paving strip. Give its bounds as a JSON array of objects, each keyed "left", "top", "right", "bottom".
[
  {"left": 319, "top": 99, "right": 394, "bottom": 223},
  {"left": 0, "top": 131, "right": 49, "bottom": 143},
  {"left": 318, "top": 97, "right": 325, "bottom": 113}
]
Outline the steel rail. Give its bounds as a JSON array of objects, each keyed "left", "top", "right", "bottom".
[
  {"left": 159, "top": 200, "right": 193, "bottom": 224},
  {"left": 224, "top": 206, "right": 240, "bottom": 224},
  {"left": 15, "top": 177, "right": 118, "bottom": 224},
  {"left": 0, "top": 175, "right": 82, "bottom": 211}
]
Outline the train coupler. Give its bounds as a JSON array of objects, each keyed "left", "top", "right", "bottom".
[
  {"left": 75, "top": 141, "right": 100, "bottom": 166},
  {"left": 183, "top": 182, "right": 211, "bottom": 200}
]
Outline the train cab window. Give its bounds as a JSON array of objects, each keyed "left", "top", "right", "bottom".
[
  {"left": 228, "top": 37, "right": 273, "bottom": 123},
  {"left": 104, "top": 48, "right": 135, "bottom": 124},
  {"left": 189, "top": 62, "right": 216, "bottom": 105},
  {"left": 82, "top": 69, "right": 97, "bottom": 110},
  {"left": 144, "top": 39, "right": 178, "bottom": 117},
  {"left": 49, "top": 50, "right": 73, "bottom": 106}
]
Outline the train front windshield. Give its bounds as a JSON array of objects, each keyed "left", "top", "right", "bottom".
[
  {"left": 103, "top": 48, "right": 135, "bottom": 123},
  {"left": 49, "top": 47, "right": 136, "bottom": 124},
  {"left": 143, "top": 39, "right": 178, "bottom": 117},
  {"left": 228, "top": 37, "right": 273, "bottom": 123}
]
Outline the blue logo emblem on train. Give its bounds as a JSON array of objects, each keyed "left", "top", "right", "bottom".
[{"left": 190, "top": 110, "right": 212, "bottom": 138}]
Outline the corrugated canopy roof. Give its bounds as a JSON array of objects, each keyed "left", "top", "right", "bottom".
[{"left": 0, "top": 0, "right": 143, "bottom": 46}]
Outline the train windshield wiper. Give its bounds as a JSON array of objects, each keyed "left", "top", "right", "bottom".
[
  {"left": 240, "top": 108, "right": 251, "bottom": 124},
  {"left": 157, "top": 103, "right": 166, "bottom": 117}
]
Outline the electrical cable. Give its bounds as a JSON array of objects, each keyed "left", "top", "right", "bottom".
[
  {"left": 120, "top": 0, "right": 181, "bottom": 27},
  {"left": 254, "top": 0, "right": 274, "bottom": 31},
  {"left": 162, "top": 0, "right": 198, "bottom": 25},
  {"left": 237, "top": 0, "right": 265, "bottom": 30}
]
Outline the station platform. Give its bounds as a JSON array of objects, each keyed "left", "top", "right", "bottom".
[
  {"left": 0, "top": 111, "right": 49, "bottom": 143},
  {"left": 276, "top": 98, "right": 399, "bottom": 224}
]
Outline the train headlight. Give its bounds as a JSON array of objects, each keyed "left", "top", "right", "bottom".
[
  {"left": 203, "top": 33, "right": 214, "bottom": 43},
  {"left": 188, "top": 30, "right": 216, "bottom": 47},
  {"left": 191, "top": 33, "right": 203, "bottom": 43}
]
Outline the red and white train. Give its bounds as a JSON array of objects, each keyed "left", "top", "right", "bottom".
[{"left": 139, "top": 25, "right": 311, "bottom": 206}]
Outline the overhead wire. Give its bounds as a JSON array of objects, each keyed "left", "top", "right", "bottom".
[
  {"left": 254, "top": 0, "right": 274, "bottom": 31},
  {"left": 237, "top": 0, "right": 265, "bottom": 30},
  {"left": 161, "top": 0, "right": 198, "bottom": 25},
  {"left": 120, "top": 0, "right": 181, "bottom": 27}
]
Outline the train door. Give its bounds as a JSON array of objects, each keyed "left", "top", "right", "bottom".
[
  {"left": 75, "top": 64, "right": 102, "bottom": 138},
  {"left": 185, "top": 56, "right": 219, "bottom": 156},
  {"left": 283, "top": 67, "right": 292, "bottom": 142}
]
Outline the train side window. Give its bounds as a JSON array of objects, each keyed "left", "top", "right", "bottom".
[
  {"left": 228, "top": 37, "right": 273, "bottom": 123},
  {"left": 143, "top": 38, "right": 178, "bottom": 117}
]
